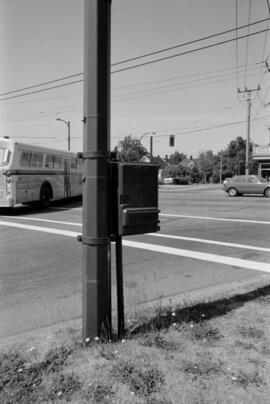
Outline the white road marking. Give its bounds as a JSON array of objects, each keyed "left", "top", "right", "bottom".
[
  {"left": 0, "top": 219, "right": 270, "bottom": 273},
  {"left": 160, "top": 213, "right": 270, "bottom": 225},
  {"left": 50, "top": 206, "right": 82, "bottom": 211},
  {"left": 4, "top": 216, "right": 270, "bottom": 253},
  {"left": 124, "top": 240, "right": 270, "bottom": 273},
  {"left": 0, "top": 216, "right": 81, "bottom": 226},
  {"left": 0, "top": 220, "right": 79, "bottom": 238},
  {"left": 148, "top": 232, "right": 270, "bottom": 253}
]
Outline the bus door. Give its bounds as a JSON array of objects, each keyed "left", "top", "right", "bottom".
[{"left": 64, "top": 159, "right": 71, "bottom": 198}]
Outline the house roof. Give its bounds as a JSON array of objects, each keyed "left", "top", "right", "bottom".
[
  {"left": 179, "top": 158, "right": 196, "bottom": 169},
  {"left": 140, "top": 155, "right": 169, "bottom": 169}
]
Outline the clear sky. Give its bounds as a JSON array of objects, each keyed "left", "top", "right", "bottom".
[{"left": 0, "top": 0, "right": 270, "bottom": 158}]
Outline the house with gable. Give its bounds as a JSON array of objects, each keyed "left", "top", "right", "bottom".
[{"left": 140, "top": 154, "right": 169, "bottom": 183}]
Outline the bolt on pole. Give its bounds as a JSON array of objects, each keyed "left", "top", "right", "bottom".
[{"left": 81, "top": 0, "right": 112, "bottom": 344}]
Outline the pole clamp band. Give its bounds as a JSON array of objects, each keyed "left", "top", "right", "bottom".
[
  {"left": 77, "top": 235, "right": 111, "bottom": 245},
  {"left": 77, "top": 151, "right": 110, "bottom": 160}
]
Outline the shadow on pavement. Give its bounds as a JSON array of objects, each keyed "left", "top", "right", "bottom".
[{"left": 0, "top": 196, "right": 82, "bottom": 216}]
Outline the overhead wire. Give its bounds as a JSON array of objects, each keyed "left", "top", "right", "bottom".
[
  {"left": 112, "top": 62, "right": 262, "bottom": 92},
  {"left": 266, "top": 0, "right": 270, "bottom": 14},
  {"left": 257, "top": 0, "right": 270, "bottom": 88},
  {"left": 111, "top": 114, "right": 270, "bottom": 141},
  {"left": 110, "top": 17, "right": 269, "bottom": 66},
  {"left": 0, "top": 17, "right": 269, "bottom": 100},
  {"left": 0, "top": 73, "right": 83, "bottom": 97},
  {"left": 235, "top": 0, "right": 240, "bottom": 93},
  {"left": 11, "top": 114, "right": 270, "bottom": 142},
  {"left": 111, "top": 28, "right": 270, "bottom": 74},
  {"left": 244, "top": 0, "right": 252, "bottom": 87},
  {"left": 1, "top": 62, "right": 262, "bottom": 107},
  {"left": 112, "top": 71, "right": 263, "bottom": 103},
  {"left": 1, "top": 29, "right": 268, "bottom": 103},
  {"left": 2, "top": 64, "right": 263, "bottom": 122}
]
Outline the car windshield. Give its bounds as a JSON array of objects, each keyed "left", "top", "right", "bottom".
[{"left": 0, "top": 147, "right": 11, "bottom": 167}]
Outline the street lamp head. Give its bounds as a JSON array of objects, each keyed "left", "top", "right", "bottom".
[
  {"left": 56, "top": 118, "right": 71, "bottom": 151},
  {"left": 139, "top": 131, "right": 156, "bottom": 141}
]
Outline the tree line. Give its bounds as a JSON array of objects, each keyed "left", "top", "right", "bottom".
[{"left": 115, "top": 135, "right": 258, "bottom": 183}]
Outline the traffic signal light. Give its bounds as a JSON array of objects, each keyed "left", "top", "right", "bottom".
[{"left": 169, "top": 135, "right": 175, "bottom": 147}]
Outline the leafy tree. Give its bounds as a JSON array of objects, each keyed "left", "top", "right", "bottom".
[
  {"left": 116, "top": 135, "right": 148, "bottom": 162},
  {"left": 222, "top": 136, "right": 254, "bottom": 176},
  {"left": 197, "top": 150, "right": 215, "bottom": 183},
  {"left": 168, "top": 151, "right": 186, "bottom": 165}
]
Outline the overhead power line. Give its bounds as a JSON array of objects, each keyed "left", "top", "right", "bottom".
[
  {"left": 2, "top": 66, "right": 262, "bottom": 121},
  {"left": 112, "top": 28, "right": 270, "bottom": 74},
  {"left": 145, "top": 115, "right": 270, "bottom": 139},
  {"left": 1, "top": 29, "right": 268, "bottom": 103},
  {"left": 0, "top": 80, "right": 83, "bottom": 102},
  {"left": 0, "top": 73, "right": 83, "bottom": 97},
  {"left": 0, "top": 17, "right": 268, "bottom": 99},
  {"left": 112, "top": 71, "right": 262, "bottom": 103},
  {"left": 111, "top": 17, "right": 270, "bottom": 67},
  {"left": 111, "top": 114, "right": 270, "bottom": 141},
  {"left": 243, "top": 0, "right": 252, "bottom": 87}
]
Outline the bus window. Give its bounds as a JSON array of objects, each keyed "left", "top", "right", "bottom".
[
  {"left": 54, "top": 156, "right": 62, "bottom": 169},
  {"left": 0, "top": 148, "right": 11, "bottom": 166},
  {"left": 20, "top": 151, "right": 31, "bottom": 167},
  {"left": 77, "top": 159, "right": 83, "bottom": 170},
  {"left": 31, "top": 153, "right": 43, "bottom": 168},
  {"left": 45, "top": 154, "right": 54, "bottom": 168},
  {"left": 71, "top": 158, "right": 77, "bottom": 169}
]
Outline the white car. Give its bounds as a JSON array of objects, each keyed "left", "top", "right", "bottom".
[{"left": 163, "top": 177, "right": 173, "bottom": 185}]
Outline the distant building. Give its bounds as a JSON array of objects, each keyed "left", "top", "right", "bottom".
[
  {"left": 140, "top": 155, "right": 169, "bottom": 182},
  {"left": 252, "top": 144, "right": 270, "bottom": 179},
  {"left": 179, "top": 156, "right": 196, "bottom": 170}
]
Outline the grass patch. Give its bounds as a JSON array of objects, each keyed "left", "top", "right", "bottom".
[
  {"left": 112, "top": 359, "right": 165, "bottom": 397},
  {"left": 182, "top": 352, "right": 224, "bottom": 379},
  {"left": 1, "top": 285, "right": 270, "bottom": 403}
]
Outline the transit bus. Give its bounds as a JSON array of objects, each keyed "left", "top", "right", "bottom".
[{"left": 0, "top": 137, "right": 83, "bottom": 207}]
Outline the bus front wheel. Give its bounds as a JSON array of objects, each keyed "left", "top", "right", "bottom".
[{"left": 40, "top": 184, "right": 52, "bottom": 208}]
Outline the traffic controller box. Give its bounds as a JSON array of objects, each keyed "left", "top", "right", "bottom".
[{"left": 110, "top": 162, "right": 160, "bottom": 236}]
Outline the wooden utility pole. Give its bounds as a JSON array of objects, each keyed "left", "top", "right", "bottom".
[{"left": 238, "top": 86, "right": 260, "bottom": 175}]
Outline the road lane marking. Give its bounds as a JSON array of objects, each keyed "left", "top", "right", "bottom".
[
  {"left": 0, "top": 216, "right": 81, "bottom": 226},
  {"left": 0, "top": 220, "right": 78, "bottom": 238},
  {"left": 49, "top": 207, "right": 82, "bottom": 211},
  {"left": 124, "top": 240, "right": 270, "bottom": 273},
  {"left": 4, "top": 216, "right": 270, "bottom": 253},
  {"left": 148, "top": 233, "right": 270, "bottom": 253},
  {"left": 160, "top": 213, "right": 270, "bottom": 225},
  {"left": 0, "top": 219, "right": 270, "bottom": 273}
]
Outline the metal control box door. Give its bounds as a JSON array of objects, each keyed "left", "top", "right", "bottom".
[{"left": 111, "top": 162, "right": 160, "bottom": 236}]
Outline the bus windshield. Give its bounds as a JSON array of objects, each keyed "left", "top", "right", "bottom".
[{"left": 0, "top": 147, "right": 11, "bottom": 167}]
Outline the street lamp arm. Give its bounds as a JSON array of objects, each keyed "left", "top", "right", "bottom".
[
  {"left": 56, "top": 118, "right": 70, "bottom": 127},
  {"left": 56, "top": 118, "right": 71, "bottom": 151},
  {"left": 139, "top": 131, "right": 156, "bottom": 141}
]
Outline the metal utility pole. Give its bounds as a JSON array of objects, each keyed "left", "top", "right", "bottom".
[
  {"left": 150, "top": 136, "right": 153, "bottom": 161},
  {"left": 219, "top": 151, "right": 223, "bottom": 184},
  {"left": 80, "top": 0, "right": 111, "bottom": 343},
  {"left": 56, "top": 118, "right": 71, "bottom": 151},
  {"left": 139, "top": 131, "right": 156, "bottom": 161},
  {"left": 238, "top": 87, "right": 260, "bottom": 175}
]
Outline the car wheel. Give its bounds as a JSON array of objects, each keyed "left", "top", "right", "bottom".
[
  {"left": 228, "top": 187, "right": 238, "bottom": 197},
  {"left": 264, "top": 187, "right": 270, "bottom": 197}
]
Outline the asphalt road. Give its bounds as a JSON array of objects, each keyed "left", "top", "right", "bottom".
[{"left": 1, "top": 184, "right": 270, "bottom": 340}]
